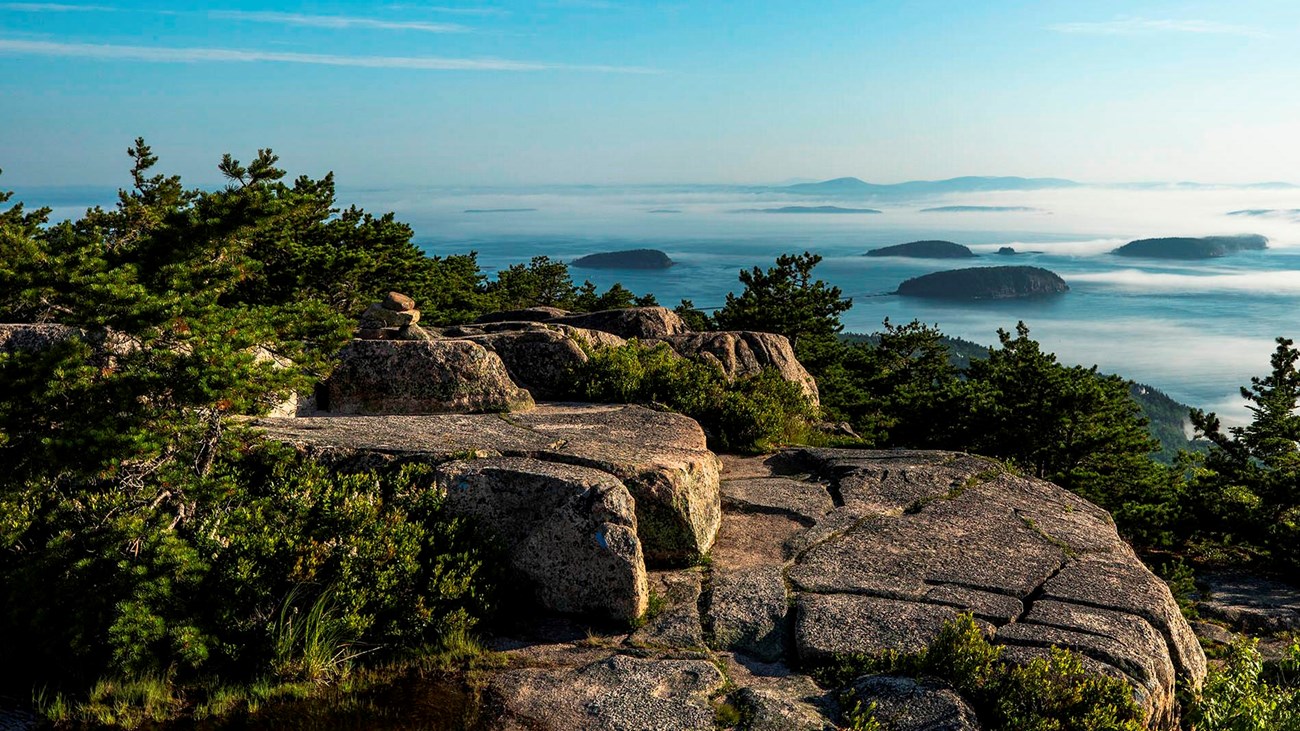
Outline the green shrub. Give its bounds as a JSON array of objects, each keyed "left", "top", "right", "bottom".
[
  {"left": 568, "top": 342, "right": 814, "bottom": 453},
  {"left": 818, "top": 614, "right": 1144, "bottom": 731},
  {"left": 0, "top": 440, "right": 498, "bottom": 714},
  {"left": 1190, "top": 639, "right": 1300, "bottom": 731}
]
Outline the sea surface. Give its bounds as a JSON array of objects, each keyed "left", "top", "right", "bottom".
[{"left": 25, "top": 181, "right": 1300, "bottom": 424}]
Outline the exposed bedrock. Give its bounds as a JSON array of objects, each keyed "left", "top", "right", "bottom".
[
  {"left": 254, "top": 404, "right": 722, "bottom": 568},
  {"left": 660, "top": 330, "right": 821, "bottom": 407},
  {"left": 765, "top": 448, "right": 1205, "bottom": 729}
]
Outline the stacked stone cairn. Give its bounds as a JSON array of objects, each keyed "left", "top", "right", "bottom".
[{"left": 355, "top": 291, "right": 429, "bottom": 341}]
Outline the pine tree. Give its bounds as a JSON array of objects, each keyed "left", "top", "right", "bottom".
[
  {"left": 713, "top": 252, "right": 852, "bottom": 357},
  {"left": 1190, "top": 337, "right": 1300, "bottom": 568}
]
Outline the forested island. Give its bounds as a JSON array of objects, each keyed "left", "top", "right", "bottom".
[
  {"left": 1113, "top": 234, "right": 1268, "bottom": 259},
  {"left": 919, "top": 205, "right": 1043, "bottom": 213},
  {"left": 895, "top": 265, "right": 1069, "bottom": 299},
  {"left": 3, "top": 144, "right": 1300, "bottom": 730},
  {"left": 740, "top": 205, "right": 883, "bottom": 214},
  {"left": 571, "top": 248, "right": 675, "bottom": 269},
  {"left": 865, "top": 239, "right": 976, "bottom": 258}
]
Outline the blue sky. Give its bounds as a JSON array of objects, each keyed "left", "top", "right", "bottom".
[{"left": 2, "top": 0, "right": 1299, "bottom": 187}]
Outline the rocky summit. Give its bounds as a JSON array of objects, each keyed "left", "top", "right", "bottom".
[
  {"left": 249, "top": 294, "right": 1205, "bottom": 729},
  {"left": 254, "top": 409, "right": 1204, "bottom": 729}
]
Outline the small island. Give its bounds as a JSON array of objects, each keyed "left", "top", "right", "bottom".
[
  {"left": 865, "top": 240, "right": 976, "bottom": 258},
  {"left": 739, "top": 205, "right": 883, "bottom": 214},
  {"left": 896, "top": 265, "right": 1069, "bottom": 300},
  {"left": 571, "top": 249, "right": 675, "bottom": 270},
  {"left": 920, "top": 205, "right": 1043, "bottom": 213},
  {"left": 996, "top": 246, "right": 1018, "bottom": 255},
  {"left": 1112, "top": 234, "right": 1267, "bottom": 259}
]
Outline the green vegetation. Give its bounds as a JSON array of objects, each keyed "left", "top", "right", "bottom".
[
  {"left": 820, "top": 614, "right": 1144, "bottom": 731},
  {"left": 563, "top": 341, "right": 814, "bottom": 454},
  {"left": 1185, "top": 337, "right": 1300, "bottom": 574},
  {"left": 485, "top": 254, "right": 657, "bottom": 313},
  {"left": 1189, "top": 640, "right": 1300, "bottom": 730},
  {"left": 711, "top": 251, "right": 853, "bottom": 359},
  {"left": 0, "top": 145, "right": 501, "bottom": 725}
]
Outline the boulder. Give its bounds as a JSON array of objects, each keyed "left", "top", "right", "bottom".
[
  {"left": 450, "top": 324, "right": 626, "bottom": 399},
  {"left": 552, "top": 307, "right": 689, "bottom": 340},
  {"left": 796, "top": 593, "right": 974, "bottom": 662},
  {"left": 628, "top": 570, "right": 705, "bottom": 649},
  {"left": 322, "top": 339, "right": 535, "bottom": 415},
  {"left": 844, "top": 676, "right": 981, "bottom": 731},
  {"left": 441, "top": 321, "right": 626, "bottom": 349},
  {"left": 254, "top": 404, "right": 721, "bottom": 566},
  {"left": 460, "top": 327, "right": 588, "bottom": 399},
  {"left": 474, "top": 306, "right": 571, "bottom": 324},
  {"left": 728, "top": 686, "right": 834, "bottom": 731},
  {"left": 780, "top": 448, "right": 1205, "bottom": 728},
  {"left": 663, "top": 331, "right": 820, "bottom": 407},
  {"left": 359, "top": 302, "right": 419, "bottom": 327},
  {"left": 721, "top": 476, "right": 834, "bottom": 524},
  {"left": 0, "top": 323, "right": 84, "bottom": 353},
  {"left": 511, "top": 405, "right": 721, "bottom": 564},
  {"left": 382, "top": 291, "right": 416, "bottom": 311},
  {"left": 436, "top": 457, "right": 647, "bottom": 621},
  {"left": 483, "top": 654, "right": 725, "bottom": 731}
]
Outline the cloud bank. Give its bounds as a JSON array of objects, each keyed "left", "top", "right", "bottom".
[{"left": 1068, "top": 269, "right": 1300, "bottom": 294}]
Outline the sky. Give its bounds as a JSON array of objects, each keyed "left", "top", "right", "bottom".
[{"left": 2, "top": 0, "right": 1300, "bottom": 187}]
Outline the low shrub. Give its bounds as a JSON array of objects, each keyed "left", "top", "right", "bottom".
[
  {"left": 1189, "top": 639, "right": 1300, "bottom": 731},
  {"left": 818, "top": 614, "right": 1145, "bottom": 731},
  {"left": 2, "top": 440, "right": 500, "bottom": 725},
  {"left": 567, "top": 342, "right": 814, "bottom": 453}
]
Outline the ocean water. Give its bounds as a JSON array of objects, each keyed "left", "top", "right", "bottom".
[{"left": 342, "top": 183, "right": 1300, "bottom": 425}]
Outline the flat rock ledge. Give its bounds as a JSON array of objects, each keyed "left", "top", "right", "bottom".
[
  {"left": 768, "top": 448, "right": 1205, "bottom": 730},
  {"left": 372, "top": 448, "right": 1208, "bottom": 730},
  {"left": 254, "top": 404, "right": 722, "bottom": 620}
]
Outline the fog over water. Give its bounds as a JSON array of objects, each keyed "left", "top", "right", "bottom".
[{"left": 345, "top": 183, "right": 1300, "bottom": 425}]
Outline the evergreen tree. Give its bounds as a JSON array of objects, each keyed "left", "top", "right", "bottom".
[
  {"left": 1190, "top": 337, "right": 1300, "bottom": 569},
  {"left": 713, "top": 252, "right": 851, "bottom": 357},
  {"left": 957, "top": 323, "right": 1167, "bottom": 531},
  {"left": 818, "top": 319, "right": 959, "bottom": 446}
]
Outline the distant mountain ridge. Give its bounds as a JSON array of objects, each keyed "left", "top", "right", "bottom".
[
  {"left": 780, "top": 176, "right": 1081, "bottom": 197},
  {"left": 769, "top": 176, "right": 1299, "bottom": 198}
]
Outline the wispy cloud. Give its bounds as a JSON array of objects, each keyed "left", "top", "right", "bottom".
[
  {"left": 0, "top": 38, "right": 657, "bottom": 73},
  {"left": 0, "top": 2, "right": 114, "bottom": 10},
  {"left": 384, "top": 5, "right": 509, "bottom": 16},
  {"left": 1049, "top": 17, "right": 1268, "bottom": 38},
  {"left": 210, "top": 10, "right": 470, "bottom": 33}
]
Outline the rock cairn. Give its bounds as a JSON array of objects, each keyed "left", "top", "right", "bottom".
[{"left": 356, "top": 291, "right": 428, "bottom": 340}]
